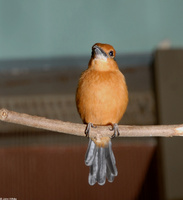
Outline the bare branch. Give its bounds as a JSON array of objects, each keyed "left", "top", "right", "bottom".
[{"left": 0, "top": 108, "right": 183, "bottom": 138}]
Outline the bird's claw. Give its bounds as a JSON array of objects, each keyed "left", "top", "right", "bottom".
[
  {"left": 85, "top": 122, "right": 97, "bottom": 137},
  {"left": 110, "top": 123, "right": 120, "bottom": 138}
]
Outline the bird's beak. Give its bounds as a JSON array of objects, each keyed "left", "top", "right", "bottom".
[{"left": 92, "top": 45, "right": 108, "bottom": 58}]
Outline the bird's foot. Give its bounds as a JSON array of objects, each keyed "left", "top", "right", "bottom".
[
  {"left": 110, "top": 123, "right": 120, "bottom": 138},
  {"left": 85, "top": 122, "right": 97, "bottom": 137}
]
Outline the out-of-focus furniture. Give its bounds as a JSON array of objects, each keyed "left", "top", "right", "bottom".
[{"left": 154, "top": 49, "right": 183, "bottom": 200}]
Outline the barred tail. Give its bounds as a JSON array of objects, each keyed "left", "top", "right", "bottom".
[{"left": 85, "top": 138, "right": 118, "bottom": 185}]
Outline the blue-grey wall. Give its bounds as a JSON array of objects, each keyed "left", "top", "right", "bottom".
[{"left": 0, "top": 0, "right": 183, "bottom": 60}]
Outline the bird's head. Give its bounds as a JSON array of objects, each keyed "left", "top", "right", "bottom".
[{"left": 88, "top": 43, "right": 118, "bottom": 71}]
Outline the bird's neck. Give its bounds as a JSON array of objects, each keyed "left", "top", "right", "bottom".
[{"left": 88, "top": 58, "right": 118, "bottom": 71}]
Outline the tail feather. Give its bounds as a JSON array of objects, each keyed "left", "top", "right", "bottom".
[
  {"left": 85, "top": 138, "right": 97, "bottom": 166},
  {"left": 106, "top": 167, "right": 115, "bottom": 182},
  {"left": 105, "top": 140, "right": 118, "bottom": 176},
  {"left": 85, "top": 138, "right": 117, "bottom": 185},
  {"left": 88, "top": 150, "right": 98, "bottom": 185},
  {"left": 97, "top": 147, "right": 107, "bottom": 185}
]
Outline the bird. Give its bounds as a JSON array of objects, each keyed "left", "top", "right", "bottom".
[{"left": 76, "top": 43, "right": 128, "bottom": 185}]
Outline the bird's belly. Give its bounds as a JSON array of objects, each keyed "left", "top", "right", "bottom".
[
  {"left": 82, "top": 81, "right": 127, "bottom": 125},
  {"left": 76, "top": 69, "right": 128, "bottom": 125}
]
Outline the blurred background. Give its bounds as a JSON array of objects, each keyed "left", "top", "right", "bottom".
[{"left": 0, "top": 1, "right": 183, "bottom": 200}]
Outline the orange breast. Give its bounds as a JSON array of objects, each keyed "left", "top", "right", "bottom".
[{"left": 76, "top": 69, "right": 128, "bottom": 125}]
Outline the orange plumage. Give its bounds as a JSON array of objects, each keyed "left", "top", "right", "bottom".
[{"left": 76, "top": 43, "right": 128, "bottom": 185}]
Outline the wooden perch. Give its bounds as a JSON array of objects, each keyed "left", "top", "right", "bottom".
[{"left": 0, "top": 108, "right": 183, "bottom": 138}]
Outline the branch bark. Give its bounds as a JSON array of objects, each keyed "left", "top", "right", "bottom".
[{"left": 0, "top": 108, "right": 183, "bottom": 138}]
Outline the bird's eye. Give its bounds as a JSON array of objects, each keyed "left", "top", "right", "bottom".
[{"left": 109, "top": 51, "right": 114, "bottom": 57}]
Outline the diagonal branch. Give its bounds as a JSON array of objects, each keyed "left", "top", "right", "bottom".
[{"left": 0, "top": 108, "right": 183, "bottom": 138}]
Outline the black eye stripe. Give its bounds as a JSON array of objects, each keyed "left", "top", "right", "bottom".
[
  {"left": 92, "top": 45, "right": 115, "bottom": 59},
  {"left": 97, "top": 46, "right": 108, "bottom": 57},
  {"left": 92, "top": 46, "right": 108, "bottom": 58}
]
